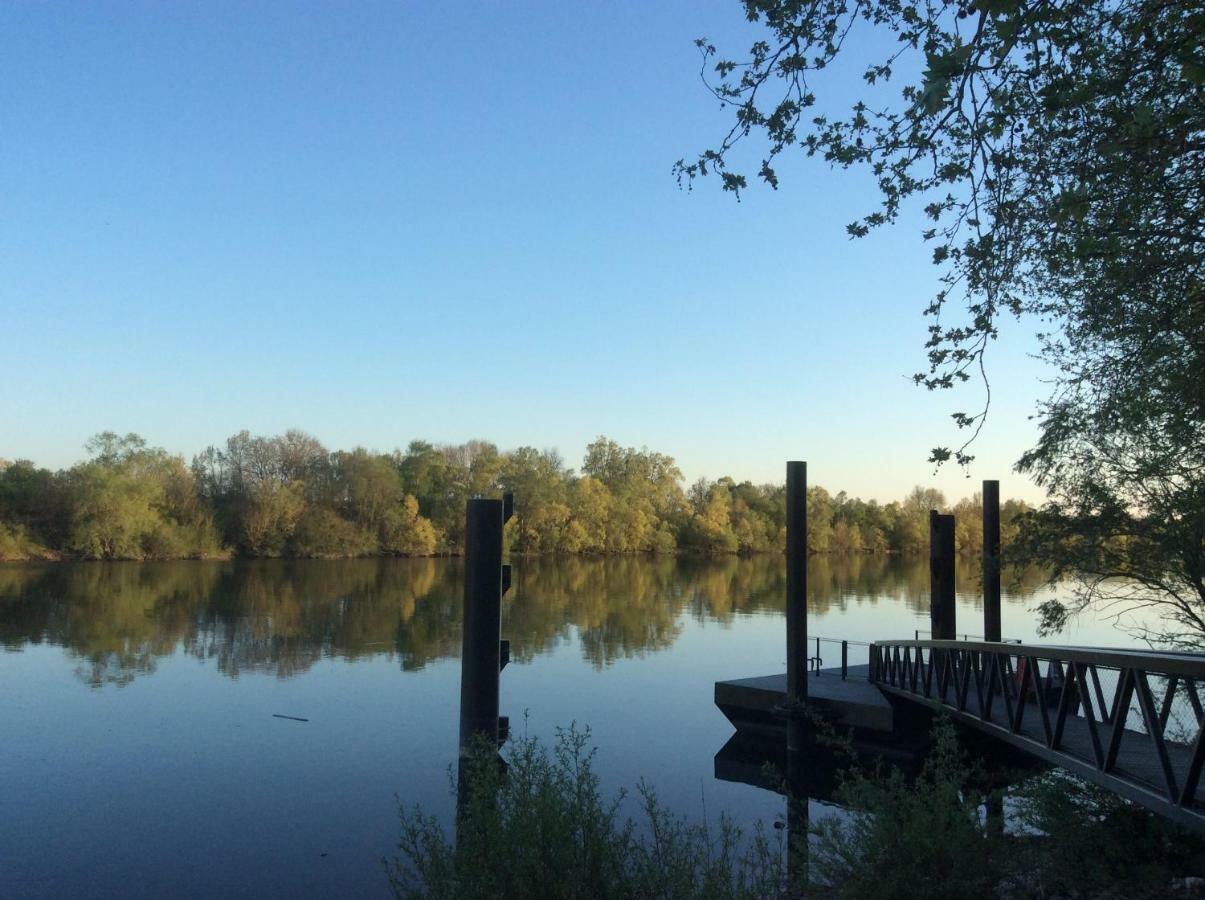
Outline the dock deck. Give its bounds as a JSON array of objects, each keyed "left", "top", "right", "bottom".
[{"left": 714, "top": 664, "right": 893, "bottom": 737}]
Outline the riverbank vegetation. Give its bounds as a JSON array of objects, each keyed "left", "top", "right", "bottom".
[
  {"left": 389, "top": 725, "right": 787, "bottom": 900},
  {"left": 0, "top": 431, "right": 1030, "bottom": 562},
  {"left": 390, "top": 721, "right": 1205, "bottom": 899},
  {"left": 812, "top": 720, "right": 1205, "bottom": 898}
]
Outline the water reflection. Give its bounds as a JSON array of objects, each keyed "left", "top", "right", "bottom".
[{"left": 0, "top": 556, "right": 1050, "bottom": 686}]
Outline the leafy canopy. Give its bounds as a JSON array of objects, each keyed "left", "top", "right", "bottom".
[
  {"left": 677, "top": 0, "right": 1203, "bottom": 641},
  {"left": 677, "top": 0, "right": 1202, "bottom": 462}
]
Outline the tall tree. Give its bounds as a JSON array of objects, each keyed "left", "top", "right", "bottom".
[{"left": 678, "top": 0, "right": 1204, "bottom": 641}]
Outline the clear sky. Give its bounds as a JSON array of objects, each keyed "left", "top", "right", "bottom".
[{"left": 0, "top": 1, "right": 1052, "bottom": 503}]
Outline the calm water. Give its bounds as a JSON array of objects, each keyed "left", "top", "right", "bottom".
[{"left": 0, "top": 556, "right": 1150, "bottom": 897}]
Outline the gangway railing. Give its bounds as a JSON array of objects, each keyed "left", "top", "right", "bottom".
[
  {"left": 870, "top": 639, "right": 1205, "bottom": 831},
  {"left": 914, "top": 628, "right": 1022, "bottom": 644},
  {"left": 807, "top": 635, "right": 873, "bottom": 680}
]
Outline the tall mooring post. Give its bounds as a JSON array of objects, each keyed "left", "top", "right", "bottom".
[
  {"left": 786, "top": 461, "right": 808, "bottom": 754},
  {"left": 785, "top": 461, "right": 810, "bottom": 896},
  {"left": 458, "top": 494, "right": 513, "bottom": 758},
  {"left": 929, "top": 510, "right": 956, "bottom": 640},
  {"left": 982, "top": 480, "right": 1002, "bottom": 642}
]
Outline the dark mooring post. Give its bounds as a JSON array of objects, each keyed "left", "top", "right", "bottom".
[
  {"left": 982, "top": 480, "right": 1002, "bottom": 642},
  {"left": 458, "top": 495, "right": 513, "bottom": 757},
  {"left": 929, "top": 510, "right": 956, "bottom": 640},
  {"left": 786, "top": 462, "right": 808, "bottom": 744}
]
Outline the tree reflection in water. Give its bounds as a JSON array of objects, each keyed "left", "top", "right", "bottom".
[{"left": 0, "top": 556, "right": 1049, "bottom": 686}]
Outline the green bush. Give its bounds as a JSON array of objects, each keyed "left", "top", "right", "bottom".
[
  {"left": 291, "top": 507, "right": 377, "bottom": 558},
  {"left": 141, "top": 519, "right": 228, "bottom": 560},
  {"left": 387, "top": 725, "right": 791, "bottom": 900},
  {"left": 0, "top": 521, "right": 54, "bottom": 561},
  {"left": 809, "top": 718, "right": 1005, "bottom": 898},
  {"left": 811, "top": 716, "right": 1205, "bottom": 899},
  {"left": 389, "top": 718, "right": 1205, "bottom": 899},
  {"left": 1014, "top": 769, "right": 1205, "bottom": 898}
]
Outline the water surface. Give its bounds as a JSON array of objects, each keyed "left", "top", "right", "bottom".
[{"left": 0, "top": 556, "right": 1141, "bottom": 897}]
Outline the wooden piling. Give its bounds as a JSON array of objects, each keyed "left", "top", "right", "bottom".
[
  {"left": 982, "top": 480, "right": 1002, "bottom": 642},
  {"left": 929, "top": 510, "right": 956, "bottom": 640},
  {"left": 786, "top": 461, "right": 808, "bottom": 754},
  {"left": 786, "top": 462, "right": 808, "bottom": 703},
  {"left": 459, "top": 497, "right": 506, "bottom": 755}
]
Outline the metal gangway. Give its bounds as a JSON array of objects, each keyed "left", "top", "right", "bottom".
[{"left": 870, "top": 639, "right": 1205, "bottom": 831}]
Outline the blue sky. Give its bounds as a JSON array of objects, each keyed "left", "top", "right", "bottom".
[{"left": 0, "top": 1, "right": 1050, "bottom": 502}]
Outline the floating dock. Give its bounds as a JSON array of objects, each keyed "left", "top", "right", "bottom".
[{"left": 714, "top": 664, "right": 894, "bottom": 737}]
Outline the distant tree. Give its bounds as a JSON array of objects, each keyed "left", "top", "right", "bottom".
[
  {"left": 239, "top": 481, "right": 306, "bottom": 557},
  {"left": 277, "top": 429, "right": 330, "bottom": 485},
  {"left": 0, "top": 459, "right": 69, "bottom": 548},
  {"left": 394, "top": 439, "right": 503, "bottom": 549},
  {"left": 731, "top": 489, "right": 779, "bottom": 553},
  {"left": 565, "top": 476, "right": 611, "bottom": 553},
  {"left": 581, "top": 437, "right": 686, "bottom": 552},
  {"left": 396, "top": 440, "right": 459, "bottom": 541},
  {"left": 335, "top": 449, "right": 405, "bottom": 534},
  {"left": 292, "top": 506, "right": 375, "bottom": 558},
  {"left": 684, "top": 479, "right": 739, "bottom": 554},
  {"left": 499, "top": 447, "right": 571, "bottom": 553},
  {"left": 891, "top": 487, "right": 947, "bottom": 555},
  {"left": 807, "top": 486, "right": 835, "bottom": 553},
  {"left": 953, "top": 493, "right": 984, "bottom": 554},
  {"left": 84, "top": 431, "right": 147, "bottom": 467},
  {"left": 395, "top": 440, "right": 447, "bottom": 508},
  {"left": 379, "top": 495, "right": 438, "bottom": 556},
  {"left": 68, "top": 434, "right": 221, "bottom": 559},
  {"left": 6, "top": 429, "right": 1037, "bottom": 562}
]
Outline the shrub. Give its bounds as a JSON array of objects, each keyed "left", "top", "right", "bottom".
[
  {"left": 809, "top": 717, "right": 1006, "bottom": 898},
  {"left": 387, "top": 725, "right": 790, "bottom": 900},
  {"left": 389, "top": 718, "right": 1205, "bottom": 900},
  {"left": 0, "top": 521, "right": 54, "bottom": 561},
  {"left": 1013, "top": 769, "right": 1205, "bottom": 898},
  {"left": 291, "top": 507, "right": 376, "bottom": 558}
]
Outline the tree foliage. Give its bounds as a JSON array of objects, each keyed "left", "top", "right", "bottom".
[
  {"left": 677, "top": 0, "right": 1204, "bottom": 642},
  {"left": 0, "top": 432, "right": 1029, "bottom": 561}
]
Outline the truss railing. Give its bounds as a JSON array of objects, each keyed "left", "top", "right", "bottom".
[{"left": 869, "top": 639, "right": 1205, "bottom": 831}]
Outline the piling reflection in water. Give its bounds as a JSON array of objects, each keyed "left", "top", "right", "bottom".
[
  {"left": 0, "top": 556, "right": 1051, "bottom": 687},
  {"left": 714, "top": 711, "right": 1037, "bottom": 894}
]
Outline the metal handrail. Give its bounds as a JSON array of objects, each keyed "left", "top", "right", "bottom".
[
  {"left": 815, "top": 635, "right": 871, "bottom": 646},
  {"left": 806, "top": 635, "right": 873, "bottom": 680},
  {"left": 869, "top": 638, "right": 1205, "bottom": 832},
  {"left": 914, "top": 628, "right": 1022, "bottom": 644},
  {"left": 886, "top": 638, "right": 1205, "bottom": 678}
]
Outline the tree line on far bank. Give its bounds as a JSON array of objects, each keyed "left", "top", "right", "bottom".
[{"left": 0, "top": 431, "right": 1029, "bottom": 562}]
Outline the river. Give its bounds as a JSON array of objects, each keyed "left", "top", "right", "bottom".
[{"left": 0, "top": 556, "right": 1157, "bottom": 897}]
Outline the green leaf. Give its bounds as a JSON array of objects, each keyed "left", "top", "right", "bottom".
[
  {"left": 972, "top": 0, "right": 1021, "bottom": 14},
  {"left": 1182, "top": 59, "right": 1205, "bottom": 85},
  {"left": 992, "top": 16, "right": 1019, "bottom": 42},
  {"left": 919, "top": 72, "right": 951, "bottom": 114}
]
